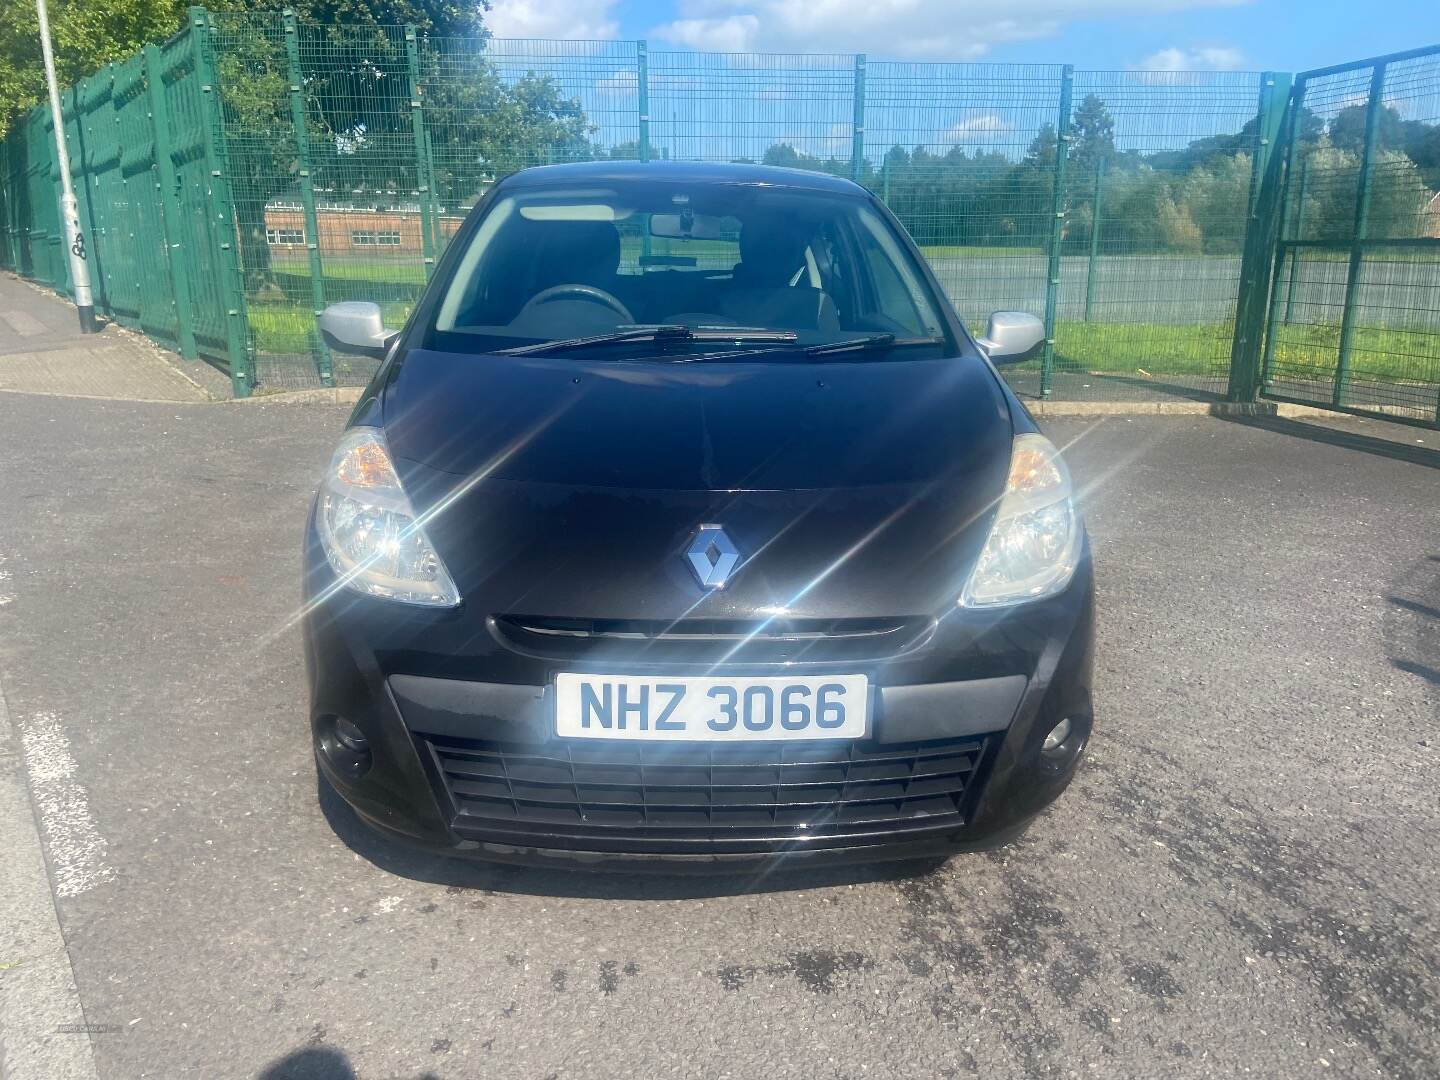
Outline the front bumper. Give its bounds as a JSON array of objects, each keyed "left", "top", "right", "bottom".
[{"left": 302, "top": 532, "right": 1095, "bottom": 871}]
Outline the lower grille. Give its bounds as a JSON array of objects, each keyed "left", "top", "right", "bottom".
[{"left": 419, "top": 732, "right": 993, "bottom": 854}]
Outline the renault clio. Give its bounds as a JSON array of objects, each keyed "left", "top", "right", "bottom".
[{"left": 303, "top": 161, "right": 1094, "bottom": 871}]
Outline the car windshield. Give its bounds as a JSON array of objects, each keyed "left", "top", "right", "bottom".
[{"left": 426, "top": 178, "right": 952, "bottom": 359}]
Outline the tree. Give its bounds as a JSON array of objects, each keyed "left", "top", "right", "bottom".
[
  {"left": 0, "top": 0, "right": 187, "bottom": 138},
  {"left": 1023, "top": 122, "right": 1058, "bottom": 169},
  {"left": 1145, "top": 106, "right": 1323, "bottom": 172},
  {"left": 1178, "top": 152, "right": 1252, "bottom": 253},
  {"left": 762, "top": 141, "right": 851, "bottom": 177},
  {"left": 1328, "top": 102, "right": 1405, "bottom": 156},
  {"left": 762, "top": 142, "right": 824, "bottom": 170},
  {"left": 1069, "top": 93, "right": 1115, "bottom": 177},
  {"left": 203, "top": 8, "right": 595, "bottom": 289},
  {"left": 1400, "top": 119, "right": 1440, "bottom": 186}
]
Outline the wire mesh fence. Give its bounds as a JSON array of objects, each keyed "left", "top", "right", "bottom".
[
  {"left": 1262, "top": 47, "right": 1440, "bottom": 422},
  {"left": 0, "top": 12, "right": 1436, "bottom": 421}
]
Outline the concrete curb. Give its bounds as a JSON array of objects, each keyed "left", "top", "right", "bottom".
[
  {"left": 226, "top": 386, "right": 364, "bottom": 406},
  {"left": 1027, "top": 400, "right": 1278, "bottom": 417}
]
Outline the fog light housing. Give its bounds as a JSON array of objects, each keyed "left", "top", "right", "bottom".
[
  {"left": 317, "top": 715, "right": 372, "bottom": 779},
  {"left": 333, "top": 716, "right": 369, "bottom": 753},
  {"left": 1042, "top": 718, "right": 1073, "bottom": 752}
]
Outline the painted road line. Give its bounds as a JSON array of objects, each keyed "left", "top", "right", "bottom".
[
  {"left": 0, "top": 685, "right": 102, "bottom": 1080},
  {"left": 13, "top": 712, "right": 114, "bottom": 899}
]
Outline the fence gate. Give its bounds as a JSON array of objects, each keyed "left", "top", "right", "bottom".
[{"left": 1259, "top": 45, "right": 1440, "bottom": 427}]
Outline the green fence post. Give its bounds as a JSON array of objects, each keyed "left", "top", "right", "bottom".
[
  {"left": 424, "top": 125, "right": 442, "bottom": 254},
  {"left": 282, "top": 10, "right": 332, "bottom": 385},
  {"left": 145, "top": 45, "right": 198, "bottom": 358},
  {"left": 1083, "top": 154, "right": 1105, "bottom": 323},
  {"left": 403, "top": 26, "right": 438, "bottom": 281},
  {"left": 637, "top": 41, "right": 651, "bottom": 163},
  {"left": 1227, "top": 70, "right": 1291, "bottom": 401},
  {"left": 1282, "top": 155, "right": 1309, "bottom": 325},
  {"left": 850, "top": 54, "right": 866, "bottom": 183},
  {"left": 1040, "top": 65, "right": 1073, "bottom": 398},
  {"left": 190, "top": 6, "right": 253, "bottom": 397},
  {"left": 1332, "top": 63, "right": 1386, "bottom": 409},
  {"left": 44, "top": 106, "right": 62, "bottom": 288},
  {"left": 1260, "top": 78, "right": 1304, "bottom": 389}
]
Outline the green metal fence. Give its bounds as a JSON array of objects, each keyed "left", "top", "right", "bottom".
[
  {"left": 0, "top": 9, "right": 252, "bottom": 390},
  {"left": 1261, "top": 46, "right": 1440, "bottom": 424},
  {"left": 1, "top": 14, "right": 1437, "bottom": 420}
]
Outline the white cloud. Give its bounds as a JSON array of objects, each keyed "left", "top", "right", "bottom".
[
  {"left": 942, "top": 113, "right": 1012, "bottom": 142},
  {"left": 595, "top": 68, "right": 639, "bottom": 96},
  {"left": 651, "top": 0, "right": 1247, "bottom": 60},
  {"left": 1138, "top": 45, "right": 1247, "bottom": 71},
  {"left": 657, "top": 15, "right": 762, "bottom": 52},
  {"left": 485, "top": 0, "right": 620, "bottom": 40}
]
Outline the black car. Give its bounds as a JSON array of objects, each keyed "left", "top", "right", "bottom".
[{"left": 304, "top": 161, "right": 1094, "bottom": 872}]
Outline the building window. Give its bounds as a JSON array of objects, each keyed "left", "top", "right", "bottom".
[
  {"left": 266, "top": 228, "right": 304, "bottom": 246},
  {"left": 352, "top": 230, "right": 401, "bottom": 247}
]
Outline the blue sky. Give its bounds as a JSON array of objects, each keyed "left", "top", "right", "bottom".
[{"left": 483, "top": 0, "right": 1439, "bottom": 74}]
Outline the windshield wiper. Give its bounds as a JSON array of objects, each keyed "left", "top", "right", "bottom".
[
  {"left": 672, "top": 334, "right": 948, "bottom": 364},
  {"left": 493, "top": 324, "right": 798, "bottom": 357},
  {"left": 800, "top": 334, "right": 943, "bottom": 357},
  {"left": 493, "top": 325, "right": 692, "bottom": 356}
]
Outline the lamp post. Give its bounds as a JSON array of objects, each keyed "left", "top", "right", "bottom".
[{"left": 35, "top": 0, "right": 98, "bottom": 332}]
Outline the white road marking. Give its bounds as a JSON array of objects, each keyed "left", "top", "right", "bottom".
[
  {"left": 0, "top": 685, "right": 102, "bottom": 1080},
  {"left": 14, "top": 712, "right": 114, "bottom": 899},
  {"left": 0, "top": 554, "right": 11, "bottom": 606}
]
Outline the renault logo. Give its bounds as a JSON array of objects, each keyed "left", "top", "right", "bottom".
[{"left": 685, "top": 524, "right": 740, "bottom": 589}]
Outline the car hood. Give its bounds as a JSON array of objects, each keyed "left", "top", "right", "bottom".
[{"left": 381, "top": 347, "right": 1014, "bottom": 619}]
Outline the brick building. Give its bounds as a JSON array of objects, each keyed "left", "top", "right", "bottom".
[{"left": 263, "top": 202, "right": 466, "bottom": 255}]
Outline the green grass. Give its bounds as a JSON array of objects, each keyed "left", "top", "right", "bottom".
[
  {"left": 269, "top": 252, "right": 429, "bottom": 287},
  {"left": 1046, "top": 321, "right": 1438, "bottom": 383},
  {"left": 246, "top": 300, "right": 1437, "bottom": 387},
  {"left": 247, "top": 299, "right": 415, "bottom": 356}
]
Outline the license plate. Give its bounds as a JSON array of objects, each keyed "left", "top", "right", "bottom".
[{"left": 554, "top": 674, "right": 869, "bottom": 742}]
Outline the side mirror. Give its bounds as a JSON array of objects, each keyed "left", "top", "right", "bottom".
[
  {"left": 319, "top": 301, "right": 397, "bottom": 360},
  {"left": 977, "top": 311, "right": 1045, "bottom": 365}
]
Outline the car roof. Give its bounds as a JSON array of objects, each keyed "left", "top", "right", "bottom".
[{"left": 498, "top": 160, "right": 871, "bottom": 197}]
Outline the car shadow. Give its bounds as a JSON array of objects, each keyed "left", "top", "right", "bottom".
[{"left": 315, "top": 770, "right": 948, "bottom": 900}]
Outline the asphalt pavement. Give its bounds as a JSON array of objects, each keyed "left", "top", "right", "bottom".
[{"left": 0, "top": 395, "right": 1436, "bottom": 1079}]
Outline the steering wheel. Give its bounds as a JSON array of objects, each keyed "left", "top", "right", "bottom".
[{"left": 519, "top": 284, "right": 634, "bottom": 323}]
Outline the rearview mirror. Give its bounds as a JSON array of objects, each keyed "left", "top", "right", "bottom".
[
  {"left": 319, "top": 301, "right": 397, "bottom": 360},
  {"left": 650, "top": 211, "right": 727, "bottom": 241},
  {"left": 977, "top": 311, "right": 1045, "bottom": 365}
]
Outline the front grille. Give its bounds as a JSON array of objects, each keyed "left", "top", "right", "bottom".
[
  {"left": 419, "top": 732, "right": 993, "bottom": 854},
  {"left": 493, "top": 615, "right": 933, "bottom": 665}
]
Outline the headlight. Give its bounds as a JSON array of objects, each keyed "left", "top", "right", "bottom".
[
  {"left": 316, "top": 427, "right": 460, "bottom": 607},
  {"left": 960, "top": 433, "right": 1081, "bottom": 607}
]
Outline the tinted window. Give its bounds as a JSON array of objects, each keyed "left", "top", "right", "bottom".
[{"left": 428, "top": 179, "right": 950, "bottom": 356}]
